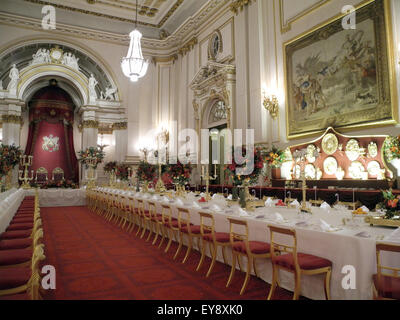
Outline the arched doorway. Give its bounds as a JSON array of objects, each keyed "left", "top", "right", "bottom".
[{"left": 24, "top": 80, "right": 79, "bottom": 184}]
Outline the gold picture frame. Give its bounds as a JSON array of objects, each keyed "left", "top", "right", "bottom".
[{"left": 284, "top": 0, "right": 398, "bottom": 140}]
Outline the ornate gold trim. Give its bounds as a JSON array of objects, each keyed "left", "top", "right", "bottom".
[
  {"left": 98, "top": 123, "right": 113, "bottom": 135},
  {"left": 82, "top": 120, "right": 99, "bottom": 129},
  {"left": 230, "top": 0, "right": 256, "bottom": 14},
  {"left": 178, "top": 37, "right": 198, "bottom": 56},
  {"left": 112, "top": 122, "right": 128, "bottom": 130},
  {"left": 279, "top": 0, "right": 331, "bottom": 34},
  {"left": 2, "top": 115, "right": 23, "bottom": 124},
  {"left": 23, "top": 0, "right": 185, "bottom": 29}
]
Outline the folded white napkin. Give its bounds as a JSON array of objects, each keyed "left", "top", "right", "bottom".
[
  {"left": 274, "top": 212, "right": 285, "bottom": 222},
  {"left": 175, "top": 198, "right": 184, "bottom": 206},
  {"left": 192, "top": 201, "right": 201, "bottom": 209},
  {"left": 265, "top": 197, "right": 274, "bottom": 207},
  {"left": 360, "top": 206, "right": 370, "bottom": 213},
  {"left": 200, "top": 192, "right": 205, "bottom": 198},
  {"left": 319, "top": 219, "right": 334, "bottom": 232},
  {"left": 162, "top": 197, "right": 169, "bottom": 203},
  {"left": 227, "top": 194, "right": 232, "bottom": 200},
  {"left": 211, "top": 204, "right": 222, "bottom": 212},
  {"left": 355, "top": 231, "right": 371, "bottom": 238},
  {"left": 291, "top": 199, "right": 300, "bottom": 207},
  {"left": 237, "top": 207, "right": 249, "bottom": 216},
  {"left": 320, "top": 202, "right": 331, "bottom": 210}
]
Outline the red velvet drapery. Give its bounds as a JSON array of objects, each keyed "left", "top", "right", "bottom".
[{"left": 24, "top": 84, "right": 78, "bottom": 183}]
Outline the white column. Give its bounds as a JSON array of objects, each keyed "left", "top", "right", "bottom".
[{"left": 113, "top": 122, "right": 128, "bottom": 162}]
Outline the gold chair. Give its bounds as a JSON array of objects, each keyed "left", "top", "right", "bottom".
[
  {"left": 160, "top": 204, "right": 180, "bottom": 253},
  {"left": 175, "top": 208, "right": 209, "bottom": 263},
  {"left": 52, "top": 167, "right": 64, "bottom": 182},
  {"left": 267, "top": 225, "right": 332, "bottom": 300},
  {"left": 196, "top": 212, "right": 230, "bottom": 277},
  {"left": 226, "top": 218, "right": 271, "bottom": 295},
  {"left": 0, "top": 244, "right": 46, "bottom": 300},
  {"left": 373, "top": 242, "right": 400, "bottom": 300},
  {"left": 35, "top": 167, "right": 48, "bottom": 184}
]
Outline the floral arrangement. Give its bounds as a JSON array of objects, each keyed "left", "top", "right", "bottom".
[
  {"left": 376, "top": 189, "right": 400, "bottom": 220},
  {"left": 383, "top": 136, "right": 400, "bottom": 162},
  {"left": 77, "top": 147, "right": 105, "bottom": 169},
  {"left": 264, "top": 146, "right": 286, "bottom": 168},
  {"left": 30, "top": 179, "right": 79, "bottom": 189},
  {"left": 103, "top": 161, "right": 117, "bottom": 173},
  {"left": 224, "top": 146, "right": 264, "bottom": 186},
  {"left": 163, "top": 161, "right": 192, "bottom": 185},
  {"left": 0, "top": 144, "right": 22, "bottom": 177},
  {"left": 136, "top": 161, "right": 157, "bottom": 183},
  {"left": 115, "top": 163, "right": 131, "bottom": 181}
]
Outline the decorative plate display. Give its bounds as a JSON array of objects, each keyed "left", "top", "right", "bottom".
[
  {"left": 323, "top": 156, "right": 338, "bottom": 175},
  {"left": 336, "top": 167, "right": 345, "bottom": 180},
  {"left": 368, "top": 142, "right": 378, "bottom": 158},
  {"left": 349, "top": 161, "right": 365, "bottom": 179},
  {"left": 322, "top": 133, "right": 338, "bottom": 155},
  {"left": 305, "top": 164, "right": 316, "bottom": 179},
  {"left": 306, "top": 144, "right": 317, "bottom": 163},
  {"left": 367, "top": 161, "right": 381, "bottom": 176},
  {"left": 293, "top": 165, "right": 301, "bottom": 179},
  {"left": 345, "top": 139, "right": 360, "bottom": 161},
  {"left": 316, "top": 168, "right": 322, "bottom": 180}
]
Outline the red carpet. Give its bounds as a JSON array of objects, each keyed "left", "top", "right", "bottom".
[{"left": 40, "top": 206, "right": 295, "bottom": 300}]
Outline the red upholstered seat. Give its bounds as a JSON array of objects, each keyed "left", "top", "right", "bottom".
[
  {"left": 181, "top": 225, "right": 211, "bottom": 234},
  {"left": 11, "top": 218, "right": 33, "bottom": 223},
  {"left": 164, "top": 220, "right": 180, "bottom": 227},
  {"left": 0, "top": 267, "right": 31, "bottom": 290},
  {"left": 6, "top": 223, "right": 33, "bottom": 231},
  {"left": 0, "top": 248, "right": 32, "bottom": 266},
  {"left": 273, "top": 252, "right": 332, "bottom": 270},
  {"left": 0, "top": 238, "right": 32, "bottom": 250},
  {"left": 203, "top": 232, "right": 230, "bottom": 243},
  {"left": 232, "top": 241, "right": 270, "bottom": 254},
  {"left": 0, "top": 230, "right": 32, "bottom": 240},
  {"left": 373, "top": 274, "right": 400, "bottom": 300},
  {"left": 151, "top": 214, "right": 163, "bottom": 221}
]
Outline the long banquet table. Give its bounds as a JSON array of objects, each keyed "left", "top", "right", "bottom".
[
  {"left": 25, "top": 188, "right": 86, "bottom": 207},
  {"left": 96, "top": 187, "right": 400, "bottom": 300}
]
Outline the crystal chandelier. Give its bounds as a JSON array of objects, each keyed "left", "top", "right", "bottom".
[{"left": 121, "top": 0, "right": 149, "bottom": 82}]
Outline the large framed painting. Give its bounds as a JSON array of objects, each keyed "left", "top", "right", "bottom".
[{"left": 284, "top": 0, "right": 397, "bottom": 140}]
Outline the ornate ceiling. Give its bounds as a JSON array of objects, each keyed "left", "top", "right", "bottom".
[{"left": 22, "top": 0, "right": 209, "bottom": 37}]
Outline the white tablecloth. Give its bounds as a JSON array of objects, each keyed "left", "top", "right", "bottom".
[
  {"left": 25, "top": 188, "right": 86, "bottom": 207},
  {"left": 97, "top": 188, "right": 400, "bottom": 300},
  {"left": 0, "top": 188, "right": 25, "bottom": 234}
]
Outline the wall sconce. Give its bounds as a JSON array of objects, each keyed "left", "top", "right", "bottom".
[{"left": 263, "top": 93, "right": 279, "bottom": 120}]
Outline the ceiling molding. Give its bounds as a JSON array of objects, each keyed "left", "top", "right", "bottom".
[
  {"left": 0, "top": 0, "right": 231, "bottom": 55},
  {"left": 23, "top": 0, "right": 185, "bottom": 29}
]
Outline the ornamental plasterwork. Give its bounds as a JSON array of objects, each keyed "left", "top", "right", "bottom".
[
  {"left": 178, "top": 37, "right": 198, "bottom": 56},
  {"left": 81, "top": 120, "right": 99, "bottom": 129},
  {"left": 230, "top": 0, "right": 257, "bottom": 14},
  {"left": 112, "top": 122, "right": 128, "bottom": 130},
  {"left": 2, "top": 114, "right": 23, "bottom": 124}
]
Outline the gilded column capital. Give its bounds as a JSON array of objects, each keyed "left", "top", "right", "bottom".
[
  {"left": 2, "top": 114, "right": 23, "bottom": 124},
  {"left": 81, "top": 120, "right": 99, "bottom": 129},
  {"left": 230, "top": 0, "right": 256, "bottom": 14},
  {"left": 112, "top": 122, "right": 128, "bottom": 130}
]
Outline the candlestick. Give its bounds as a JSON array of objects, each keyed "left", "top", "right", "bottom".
[
  {"left": 200, "top": 164, "right": 217, "bottom": 201},
  {"left": 19, "top": 155, "right": 34, "bottom": 189}
]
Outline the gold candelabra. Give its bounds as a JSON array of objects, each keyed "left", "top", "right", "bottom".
[
  {"left": 109, "top": 169, "right": 117, "bottom": 187},
  {"left": 86, "top": 157, "right": 97, "bottom": 189},
  {"left": 200, "top": 163, "right": 217, "bottom": 201},
  {"left": 155, "top": 161, "right": 166, "bottom": 193},
  {"left": 19, "top": 155, "right": 34, "bottom": 189}
]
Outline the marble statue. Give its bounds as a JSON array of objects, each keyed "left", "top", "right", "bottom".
[
  {"left": 100, "top": 86, "right": 117, "bottom": 100},
  {"left": 62, "top": 52, "right": 80, "bottom": 71},
  {"left": 88, "top": 73, "right": 98, "bottom": 103},
  {"left": 7, "top": 64, "right": 19, "bottom": 96},
  {"left": 31, "top": 48, "right": 51, "bottom": 65}
]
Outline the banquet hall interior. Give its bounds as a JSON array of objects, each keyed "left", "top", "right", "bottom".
[{"left": 1, "top": 0, "right": 400, "bottom": 302}]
